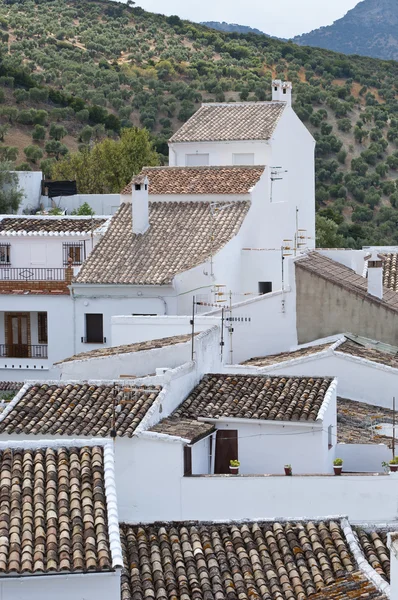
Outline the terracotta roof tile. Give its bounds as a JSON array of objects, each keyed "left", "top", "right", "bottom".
[
  {"left": 150, "top": 418, "right": 215, "bottom": 443},
  {"left": 0, "top": 216, "right": 108, "bottom": 234},
  {"left": 355, "top": 529, "right": 390, "bottom": 583},
  {"left": 0, "top": 382, "right": 161, "bottom": 437},
  {"left": 296, "top": 252, "right": 398, "bottom": 312},
  {"left": 0, "top": 445, "right": 112, "bottom": 575},
  {"left": 337, "top": 397, "right": 396, "bottom": 447},
  {"left": 337, "top": 338, "right": 398, "bottom": 369},
  {"left": 121, "top": 165, "right": 264, "bottom": 195},
  {"left": 243, "top": 342, "right": 333, "bottom": 367},
  {"left": 75, "top": 200, "right": 249, "bottom": 285},
  {"left": 382, "top": 253, "right": 398, "bottom": 291},
  {"left": 57, "top": 333, "right": 193, "bottom": 364},
  {"left": 172, "top": 374, "right": 333, "bottom": 422},
  {"left": 119, "top": 520, "right": 357, "bottom": 600},
  {"left": 309, "top": 571, "right": 387, "bottom": 599},
  {"left": 169, "top": 102, "right": 286, "bottom": 143},
  {"left": 0, "top": 382, "right": 21, "bottom": 392}
]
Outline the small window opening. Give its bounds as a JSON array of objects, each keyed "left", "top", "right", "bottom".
[
  {"left": 328, "top": 425, "right": 333, "bottom": 449},
  {"left": 38, "top": 312, "right": 48, "bottom": 344},
  {"left": 85, "top": 313, "right": 104, "bottom": 344},
  {"left": 274, "top": 87, "right": 278, "bottom": 92},
  {"left": 145, "top": 184, "right": 148, "bottom": 190},
  {"left": 258, "top": 282, "right": 272, "bottom": 295},
  {"left": 283, "top": 88, "right": 287, "bottom": 94},
  {"left": 134, "top": 184, "right": 141, "bottom": 191},
  {"left": 184, "top": 446, "right": 192, "bottom": 476}
]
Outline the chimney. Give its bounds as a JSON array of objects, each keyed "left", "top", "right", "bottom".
[
  {"left": 272, "top": 79, "right": 292, "bottom": 107},
  {"left": 388, "top": 533, "right": 398, "bottom": 600},
  {"left": 366, "top": 250, "right": 384, "bottom": 300},
  {"left": 131, "top": 174, "right": 149, "bottom": 235}
]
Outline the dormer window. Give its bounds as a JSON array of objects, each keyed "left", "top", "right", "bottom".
[{"left": 0, "top": 244, "right": 10, "bottom": 265}]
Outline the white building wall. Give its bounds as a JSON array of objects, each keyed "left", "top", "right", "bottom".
[
  {"left": 0, "top": 570, "right": 121, "bottom": 600},
  {"left": 49, "top": 194, "right": 120, "bottom": 216},
  {"left": 168, "top": 140, "right": 270, "bottom": 167},
  {"left": 0, "top": 295, "right": 73, "bottom": 380},
  {"left": 336, "top": 443, "right": 391, "bottom": 473},
  {"left": 191, "top": 436, "right": 211, "bottom": 475},
  {"left": 12, "top": 171, "right": 42, "bottom": 214}
]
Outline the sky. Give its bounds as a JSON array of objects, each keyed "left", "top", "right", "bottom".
[{"left": 134, "top": 0, "right": 361, "bottom": 38}]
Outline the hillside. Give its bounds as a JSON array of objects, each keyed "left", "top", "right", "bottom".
[
  {"left": 294, "top": 0, "right": 398, "bottom": 61},
  {"left": 1, "top": 0, "right": 398, "bottom": 247},
  {"left": 200, "top": 22, "right": 267, "bottom": 37}
]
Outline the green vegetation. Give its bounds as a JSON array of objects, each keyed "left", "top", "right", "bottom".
[
  {"left": 71, "top": 201, "right": 94, "bottom": 215},
  {"left": 0, "top": 161, "right": 23, "bottom": 213},
  {"left": 1, "top": 0, "right": 398, "bottom": 245}
]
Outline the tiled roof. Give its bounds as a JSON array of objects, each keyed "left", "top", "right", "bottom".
[
  {"left": 57, "top": 334, "right": 193, "bottom": 364},
  {"left": 296, "top": 252, "right": 398, "bottom": 311},
  {"left": 0, "top": 216, "right": 108, "bottom": 236},
  {"left": 75, "top": 200, "right": 249, "bottom": 285},
  {"left": 337, "top": 338, "right": 398, "bottom": 369},
  {"left": 337, "top": 398, "right": 396, "bottom": 447},
  {"left": 0, "top": 445, "right": 112, "bottom": 575},
  {"left": 0, "top": 382, "right": 21, "bottom": 392},
  {"left": 382, "top": 253, "right": 398, "bottom": 291},
  {"left": 0, "top": 382, "right": 161, "bottom": 437},
  {"left": 120, "top": 520, "right": 356, "bottom": 600},
  {"left": 355, "top": 529, "right": 390, "bottom": 583},
  {"left": 169, "top": 102, "right": 286, "bottom": 143},
  {"left": 309, "top": 571, "right": 387, "bottom": 599},
  {"left": 172, "top": 374, "right": 332, "bottom": 422},
  {"left": 242, "top": 342, "right": 333, "bottom": 367},
  {"left": 121, "top": 166, "right": 264, "bottom": 195},
  {"left": 149, "top": 418, "right": 215, "bottom": 443}
]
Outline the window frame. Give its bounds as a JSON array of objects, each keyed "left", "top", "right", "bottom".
[
  {"left": 0, "top": 244, "right": 11, "bottom": 265},
  {"left": 84, "top": 313, "right": 104, "bottom": 344},
  {"left": 37, "top": 312, "right": 48, "bottom": 344},
  {"left": 63, "top": 241, "right": 86, "bottom": 266}
]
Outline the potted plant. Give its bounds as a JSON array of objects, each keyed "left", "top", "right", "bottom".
[
  {"left": 229, "top": 460, "right": 240, "bottom": 475},
  {"left": 284, "top": 464, "right": 292, "bottom": 476},
  {"left": 333, "top": 458, "right": 343, "bottom": 476},
  {"left": 390, "top": 457, "right": 398, "bottom": 472}
]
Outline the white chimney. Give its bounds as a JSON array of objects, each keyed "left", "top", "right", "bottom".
[
  {"left": 388, "top": 533, "right": 398, "bottom": 600},
  {"left": 131, "top": 174, "right": 149, "bottom": 235},
  {"left": 366, "top": 250, "right": 384, "bottom": 300},
  {"left": 272, "top": 80, "right": 292, "bottom": 107}
]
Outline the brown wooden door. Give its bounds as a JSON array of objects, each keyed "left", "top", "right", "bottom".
[
  {"left": 7, "top": 313, "right": 29, "bottom": 358},
  {"left": 214, "top": 430, "right": 238, "bottom": 474}
]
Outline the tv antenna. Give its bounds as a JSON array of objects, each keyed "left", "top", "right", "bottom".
[{"left": 270, "top": 167, "right": 288, "bottom": 203}]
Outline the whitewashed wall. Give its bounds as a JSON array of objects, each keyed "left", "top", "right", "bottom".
[
  {"left": 48, "top": 193, "right": 120, "bottom": 216},
  {"left": 336, "top": 443, "right": 391, "bottom": 473},
  {"left": 0, "top": 570, "right": 120, "bottom": 600},
  {"left": 168, "top": 139, "right": 269, "bottom": 167},
  {"left": 12, "top": 170, "right": 42, "bottom": 214},
  {"left": 191, "top": 435, "right": 212, "bottom": 475}
]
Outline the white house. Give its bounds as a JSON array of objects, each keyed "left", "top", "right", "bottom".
[
  {"left": 0, "top": 215, "right": 111, "bottom": 380},
  {"left": 0, "top": 438, "right": 123, "bottom": 600}
]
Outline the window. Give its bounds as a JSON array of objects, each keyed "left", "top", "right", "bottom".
[
  {"left": 283, "top": 88, "right": 287, "bottom": 94},
  {"left": 85, "top": 314, "right": 104, "bottom": 344},
  {"left": 185, "top": 153, "right": 209, "bottom": 167},
  {"left": 232, "top": 153, "right": 255, "bottom": 166},
  {"left": 258, "top": 282, "right": 272, "bottom": 295},
  {"left": 38, "top": 312, "right": 48, "bottom": 344},
  {"left": 63, "top": 242, "right": 85, "bottom": 266},
  {"left": 328, "top": 425, "right": 333, "bottom": 449},
  {"left": 0, "top": 244, "right": 11, "bottom": 265}
]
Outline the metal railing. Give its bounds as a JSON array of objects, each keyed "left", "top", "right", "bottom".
[
  {"left": 0, "top": 267, "right": 68, "bottom": 281},
  {"left": 0, "top": 344, "right": 48, "bottom": 359}
]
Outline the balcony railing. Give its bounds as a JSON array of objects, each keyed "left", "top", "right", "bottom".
[
  {"left": 0, "top": 344, "right": 48, "bottom": 359},
  {"left": 0, "top": 267, "right": 68, "bottom": 281}
]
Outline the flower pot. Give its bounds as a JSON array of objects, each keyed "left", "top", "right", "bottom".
[
  {"left": 229, "top": 466, "right": 239, "bottom": 475},
  {"left": 284, "top": 466, "right": 292, "bottom": 476},
  {"left": 390, "top": 464, "right": 398, "bottom": 472},
  {"left": 333, "top": 466, "right": 343, "bottom": 476}
]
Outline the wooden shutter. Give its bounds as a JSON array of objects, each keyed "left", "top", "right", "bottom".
[
  {"left": 184, "top": 446, "right": 192, "bottom": 476},
  {"left": 214, "top": 430, "right": 238, "bottom": 474},
  {"left": 38, "top": 312, "right": 48, "bottom": 344},
  {"left": 85, "top": 314, "right": 103, "bottom": 343}
]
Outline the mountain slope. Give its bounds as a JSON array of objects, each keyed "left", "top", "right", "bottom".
[
  {"left": 200, "top": 22, "right": 267, "bottom": 36},
  {"left": 294, "top": 0, "right": 398, "bottom": 60},
  {"left": 2, "top": 0, "right": 398, "bottom": 247}
]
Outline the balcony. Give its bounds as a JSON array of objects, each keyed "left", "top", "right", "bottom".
[
  {"left": 0, "top": 344, "right": 48, "bottom": 359},
  {"left": 0, "top": 267, "right": 69, "bottom": 281}
]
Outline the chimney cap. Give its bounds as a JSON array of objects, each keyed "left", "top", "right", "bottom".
[
  {"left": 131, "top": 174, "right": 148, "bottom": 186},
  {"left": 364, "top": 250, "right": 386, "bottom": 263}
]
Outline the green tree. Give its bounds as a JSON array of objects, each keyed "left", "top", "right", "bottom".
[
  {"left": 315, "top": 215, "right": 344, "bottom": 248},
  {"left": 24, "top": 145, "right": 44, "bottom": 164},
  {"left": 52, "top": 128, "right": 158, "bottom": 193},
  {"left": 0, "top": 146, "right": 18, "bottom": 161},
  {"left": 49, "top": 123, "right": 68, "bottom": 141},
  {"left": 45, "top": 140, "right": 68, "bottom": 160},
  {"left": 0, "top": 124, "right": 9, "bottom": 142},
  {"left": 71, "top": 202, "right": 94, "bottom": 216},
  {"left": 0, "top": 162, "right": 23, "bottom": 213},
  {"left": 32, "top": 124, "right": 46, "bottom": 141}
]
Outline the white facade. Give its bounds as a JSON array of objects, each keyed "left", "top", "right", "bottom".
[{"left": 12, "top": 170, "right": 43, "bottom": 214}]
